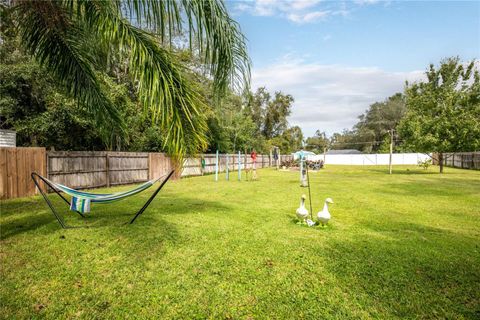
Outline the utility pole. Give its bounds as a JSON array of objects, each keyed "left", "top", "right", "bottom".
[{"left": 389, "top": 129, "right": 394, "bottom": 174}]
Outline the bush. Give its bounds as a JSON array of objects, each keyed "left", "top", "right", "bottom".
[{"left": 418, "top": 158, "right": 432, "bottom": 170}]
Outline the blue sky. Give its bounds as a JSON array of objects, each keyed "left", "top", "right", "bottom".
[{"left": 226, "top": 0, "right": 480, "bottom": 137}]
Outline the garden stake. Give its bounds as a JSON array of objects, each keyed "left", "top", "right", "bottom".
[{"left": 306, "top": 162, "right": 313, "bottom": 220}]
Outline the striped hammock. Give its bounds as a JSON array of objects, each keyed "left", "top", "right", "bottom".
[{"left": 43, "top": 176, "right": 163, "bottom": 213}]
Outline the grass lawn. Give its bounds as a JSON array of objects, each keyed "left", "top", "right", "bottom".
[{"left": 1, "top": 165, "right": 479, "bottom": 319}]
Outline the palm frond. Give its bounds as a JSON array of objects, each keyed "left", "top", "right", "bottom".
[
  {"left": 13, "top": 1, "right": 122, "bottom": 126},
  {"left": 10, "top": 0, "right": 250, "bottom": 158},
  {"left": 120, "top": 0, "right": 251, "bottom": 96},
  {"left": 182, "top": 0, "right": 251, "bottom": 95},
  {"left": 82, "top": 1, "right": 208, "bottom": 158}
]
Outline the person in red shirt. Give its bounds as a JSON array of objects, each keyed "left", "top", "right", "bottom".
[
  {"left": 250, "top": 150, "right": 257, "bottom": 163},
  {"left": 250, "top": 149, "right": 258, "bottom": 180}
]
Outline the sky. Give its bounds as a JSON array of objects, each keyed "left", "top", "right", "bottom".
[{"left": 225, "top": 0, "right": 480, "bottom": 137}]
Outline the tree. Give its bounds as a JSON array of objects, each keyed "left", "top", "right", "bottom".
[
  {"left": 2, "top": 0, "right": 250, "bottom": 158},
  {"left": 398, "top": 57, "right": 480, "bottom": 172},
  {"left": 270, "top": 125, "right": 304, "bottom": 154},
  {"left": 263, "top": 92, "right": 293, "bottom": 139},
  {"left": 329, "top": 129, "right": 361, "bottom": 151},
  {"left": 245, "top": 87, "right": 293, "bottom": 139},
  {"left": 327, "top": 93, "right": 406, "bottom": 153},
  {"left": 354, "top": 93, "right": 405, "bottom": 152},
  {"left": 206, "top": 92, "right": 258, "bottom": 153},
  {"left": 245, "top": 87, "right": 269, "bottom": 135},
  {"left": 0, "top": 47, "right": 161, "bottom": 151},
  {"left": 305, "top": 130, "right": 329, "bottom": 154}
]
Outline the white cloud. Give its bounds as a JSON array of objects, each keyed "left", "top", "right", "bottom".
[
  {"left": 354, "top": 0, "right": 381, "bottom": 4},
  {"left": 354, "top": 0, "right": 391, "bottom": 6},
  {"left": 252, "top": 60, "right": 425, "bottom": 136},
  {"left": 233, "top": 0, "right": 345, "bottom": 23},
  {"left": 287, "top": 10, "right": 330, "bottom": 24},
  {"left": 232, "top": 0, "right": 383, "bottom": 23},
  {"left": 291, "top": 0, "right": 322, "bottom": 10}
]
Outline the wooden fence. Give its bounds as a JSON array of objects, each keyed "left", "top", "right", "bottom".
[
  {"left": 435, "top": 152, "right": 480, "bottom": 170},
  {"left": 0, "top": 147, "right": 46, "bottom": 199},
  {"left": 181, "top": 153, "right": 291, "bottom": 177},
  {"left": 1, "top": 148, "right": 291, "bottom": 200}
]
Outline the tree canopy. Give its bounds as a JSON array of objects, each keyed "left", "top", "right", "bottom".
[
  {"left": 398, "top": 57, "right": 480, "bottom": 172},
  {"left": 1, "top": 38, "right": 300, "bottom": 154},
  {"left": 1, "top": 0, "right": 250, "bottom": 158},
  {"left": 311, "top": 93, "right": 406, "bottom": 153}
]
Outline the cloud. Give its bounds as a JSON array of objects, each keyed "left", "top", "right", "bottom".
[
  {"left": 252, "top": 60, "right": 425, "bottom": 136},
  {"left": 354, "top": 0, "right": 391, "bottom": 6},
  {"left": 354, "top": 0, "right": 381, "bottom": 4},
  {"left": 287, "top": 10, "right": 330, "bottom": 24},
  {"left": 233, "top": 0, "right": 346, "bottom": 23},
  {"left": 232, "top": 0, "right": 383, "bottom": 23}
]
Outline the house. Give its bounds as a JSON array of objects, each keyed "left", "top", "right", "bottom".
[{"left": 0, "top": 129, "right": 16, "bottom": 147}]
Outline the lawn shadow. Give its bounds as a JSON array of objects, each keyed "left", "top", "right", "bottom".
[
  {"left": 362, "top": 167, "right": 438, "bottom": 175},
  {"left": 0, "top": 193, "right": 231, "bottom": 240},
  {"left": 373, "top": 178, "right": 480, "bottom": 197},
  {"left": 321, "top": 221, "right": 480, "bottom": 318}
]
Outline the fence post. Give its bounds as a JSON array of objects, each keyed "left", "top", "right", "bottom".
[
  {"left": 238, "top": 151, "right": 241, "bottom": 181},
  {"left": 215, "top": 150, "right": 219, "bottom": 181},
  {"left": 226, "top": 154, "right": 229, "bottom": 180},
  {"left": 106, "top": 152, "right": 110, "bottom": 188}
]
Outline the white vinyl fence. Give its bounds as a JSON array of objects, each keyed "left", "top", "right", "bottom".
[{"left": 309, "top": 153, "right": 430, "bottom": 165}]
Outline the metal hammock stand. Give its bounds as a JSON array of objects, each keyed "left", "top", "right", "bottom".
[{"left": 31, "top": 170, "right": 175, "bottom": 229}]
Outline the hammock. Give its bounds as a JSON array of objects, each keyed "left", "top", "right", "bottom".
[{"left": 31, "top": 170, "right": 175, "bottom": 229}]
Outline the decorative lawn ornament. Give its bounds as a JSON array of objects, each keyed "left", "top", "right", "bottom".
[
  {"left": 317, "top": 198, "right": 334, "bottom": 226},
  {"left": 201, "top": 157, "right": 206, "bottom": 175},
  {"left": 296, "top": 194, "right": 309, "bottom": 222},
  {"left": 300, "top": 151, "right": 308, "bottom": 187}
]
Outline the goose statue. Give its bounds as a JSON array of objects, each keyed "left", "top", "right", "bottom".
[
  {"left": 296, "top": 194, "right": 309, "bottom": 222},
  {"left": 317, "top": 198, "right": 333, "bottom": 226}
]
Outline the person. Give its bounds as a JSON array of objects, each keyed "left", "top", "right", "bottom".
[
  {"left": 273, "top": 147, "right": 279, "bottom": 169},
  {"left": 250, "top": 149, "right": 258, "bottom": 180}
]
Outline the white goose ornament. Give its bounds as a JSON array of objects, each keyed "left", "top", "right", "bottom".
[
  {"left": 296, "top": 194, "right": 309, "bottom": 222},
  {"left": 317, "top": 198, "right": 333, "bottom": 226}
]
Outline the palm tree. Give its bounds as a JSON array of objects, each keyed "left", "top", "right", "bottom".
[{"left": 2, "top": 0, "right": 250, "bottom": 157}]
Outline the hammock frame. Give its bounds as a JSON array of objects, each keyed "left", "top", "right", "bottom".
[{"left": 31, "top": 170, "right": 175, "bottom": 229}]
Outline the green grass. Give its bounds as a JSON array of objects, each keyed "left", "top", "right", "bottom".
[{"left": 1, "top": 166, "right": 479, "bottom": 319}]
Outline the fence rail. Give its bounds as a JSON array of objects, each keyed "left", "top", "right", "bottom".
[
  {"left": 47, "top": 151, "right": 151, "bottom": 189},
  {"left": 436, "top": 152, "right": 480, "bottom": 170},
  {"left": 1, "top": 148, "right": 291, "bottom": 200},
  {"left": 181, "top": 153, "right": 290, "bottom": 177},
  {"left": 307, "top": 153, "right": 431, "bottom": 165}
]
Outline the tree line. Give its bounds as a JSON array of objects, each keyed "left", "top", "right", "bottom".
[
  {"left": 305, "top": 57, "right": 479, "bottom": 172},
  {"left": 0, "top": 0, "right": 251, "bottom": 159},
  {"left": 1, "top": 1, "right": 478, "bottom": 171},
  {"left": 0, "top": 30, "right": 301, "bottom": 155}
]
